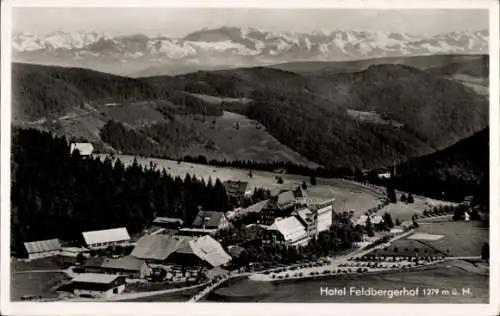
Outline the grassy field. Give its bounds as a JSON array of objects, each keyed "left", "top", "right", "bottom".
[
  {"left": 369, "top": 238, "right": 444, "bottom": 257},
  {"left": 369, "top": 220, "right": 488, "bottom": 258},
  {"left": 109, "top": 155, "right": 385, "bottom": 217},
  {"left": 175, "top": 111, "right": 318, "bottom": 166},
  {"left": 11, "top": 271, "right": 70, "bottom": 300},
  {"left": 411, "top": 221, "right": 488, "bottom": 257},
  {"left": 12, "top": 256, "right": 76, "bottom": 272},
  {"left": 375, "top": 197, "right": 457, "bottom": 222},
  {"left": 10, "top": 257, "right": 75, "bottom": 301}
]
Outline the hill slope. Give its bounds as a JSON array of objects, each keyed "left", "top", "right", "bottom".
[
  {"left": 13, "top": 62, "right": 488, "bottom": 171},
  {"left": 270, "top": 54, "right": 487, "bottom": 76},
  {"left": 150, "top": 63, "right": 488, "bottom": 170},
  {"left": 12, "top": 63, "right": 318, "bottom": 167},
  {"left": 391, "top": 128, "right": 489, "bottom": 203}
]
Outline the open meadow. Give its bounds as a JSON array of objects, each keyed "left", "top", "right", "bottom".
[
  {"left": 11, "top": 271, "right": 70, "bottom": 301},
  {"left": 410, "top": 221, "right": 488, "bottom": 257},
  {"left": 105, "top": 155, "right": 385, "bottom": 217}
]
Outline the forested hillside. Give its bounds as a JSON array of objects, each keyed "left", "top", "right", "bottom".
[
  {"left": 10, "top": 128, "right": 230, "bottom": 254},
  {"left": 13, "top": 61, "right": 488, "bottom": 171},
  {"left": 363, "top": 128, "right": 489, "bottom": 204},
  {"left": 12, "top": 62, "right": 221, "bottom": 121}
]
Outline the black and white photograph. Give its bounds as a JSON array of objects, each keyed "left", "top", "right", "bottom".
[{"left": 1, "top": 0, "right": 498, "bottom": 315}]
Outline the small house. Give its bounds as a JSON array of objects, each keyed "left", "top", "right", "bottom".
[
  {"left": 100, "top": 256, "right": 152, "bottom": 279},
  {"left": 82, "top": 227, "right": 131, "bottom": 249},
  {"left": 152, "top": 217, "right": 184, "bottom": 229},
  {"left": 23, "top": 239, "right": 62, "bottom": 260},
  {"left": 190, "top": 210, "right": 230, "bottom": 231},
  {"left": 65, "top": 273, "right": 126, "bottom": 298},
  {"left": 70, "top": 142, "right": 94, "bottom": 156}
]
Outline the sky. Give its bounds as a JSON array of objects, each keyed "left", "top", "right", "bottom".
[{"left": 12, "top": 8, "right": 489, "bottom": 37}]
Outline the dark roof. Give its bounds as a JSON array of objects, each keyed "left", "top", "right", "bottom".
[
  {"left": 82, "top": 256, "right": 106, "bottom": 269},
  {"left": 131, "top": 235, "right": 194, "bottom": 261},
  {"left": 191, "top": 211, "right": 225, "bottom": 229},
  {"left": 100, "top": 256, "right": 146, "bottom": 272},
  {"left": 152, "top": 217, "right": 184, "bottom": 225},
  {"left": 24, "top": 239, "right": 61, "bottom": 254},
  {"left": 223, "top": 180, "right": 250, "bottom": 196}
]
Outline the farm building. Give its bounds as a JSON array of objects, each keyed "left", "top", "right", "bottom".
[
  {"left": 63, "top": 273, "right": 126, "bottom": 298},
  {"left": 79, "top": 257, "right": 106, "bottom": 274},
  {"left": 131, "top": 234, "right": 231, "bottom": 267},
  {"left": 23, "top": 239, "right": 62, "bottom": 259},
  {"left": 152, "top": 217, "right": 184, "bottom": 229},
  {"left": 70, "top": 142, "right": 94, "bottom": 156},
  {"left": 190, "top": 210, "right": 230, "bottom": 231},
  {"left": 223, "top": 180, "right": 253, "bottom": 205},
  {"left": 264, "top": 216, "right": 309, "bottom": 247},
  {"left": 131, "top": 235, "right": 191, "bottom": 263},
  {"left": 100, "top": 256, "right": 152, "bottom": 279},
  {"left": 82, "top": 227, "right": 131, "bottom": 249},
  {"left": 190, "top": 235, "right": 232, "bottom": 267}
]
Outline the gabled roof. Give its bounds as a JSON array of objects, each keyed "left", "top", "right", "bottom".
[
  {"left": 189, "top": 235, "right": 232, "bottom": 267},
  {"left": 72, "top": 273, "right": 120, "bottom": 284},
  {"left": 82, "top": 256, "right": 106, "bottom": 268},
  {"left": 24, "top": 239, "right": 61, "bottom": 254},
  {"left": 191, "top": 211, "right": 225, "bottom": 229},
  {"left": 268, "top": 217, "right": 308, "bottom": 243},
  {"left": 131, "top": 235, "right": 193, "bottom": 261},
  {"left": 153, "top": 217, "right": 184, "bottom": 225},
  {"left": 277, "top": 191, "right": 296, "bottom": 208},
  {"left": 70, "top": 142, "right": 94, "bottom": 156},
  {"left": 100, "top": 256, "right": 146, "bottom": 272},
  {"left": 82, "top": 227, "right": 130, "bottom": 246},
  {"left": 223, "top": 180, "right": 250, "bottom": 196}
]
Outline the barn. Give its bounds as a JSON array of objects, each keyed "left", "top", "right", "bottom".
[
  {"left": 64, "top": 273, "right": 126, "bottom": 298},
  {"left": 23, "top": 239, "right": 62, "bottom": 260},
  {"left": 82, "top": 227, "right": 131, "bottom": 249}
]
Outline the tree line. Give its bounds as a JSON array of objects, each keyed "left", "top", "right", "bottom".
[{"left": 11, "top": 128, "right": 230, "bottom": 256}]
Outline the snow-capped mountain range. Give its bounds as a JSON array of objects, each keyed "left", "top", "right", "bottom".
[{"left": 12, "top": 27, "right": 489, "bottom": 76}]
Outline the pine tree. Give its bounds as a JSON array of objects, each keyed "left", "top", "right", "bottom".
[
  {"left": 401, "top": 193, "right": 407, "bottom": 203},
  {"left": 407, "top": 193, "right": 414, "bottom": 203},
  {"left": 383, "top": 212, "right": 394, "bottom": 228},
  {"left": 310, "top": 173, "right": 317, "bottom": 186}
]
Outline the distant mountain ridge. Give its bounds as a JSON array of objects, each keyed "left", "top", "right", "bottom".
[{"left": 12, "top": 27, "right": 488, "bottom": 76}]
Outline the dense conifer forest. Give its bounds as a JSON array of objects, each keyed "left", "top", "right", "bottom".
[{"left": 11, "top": 128, "right": 230, "bottom": 255}]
